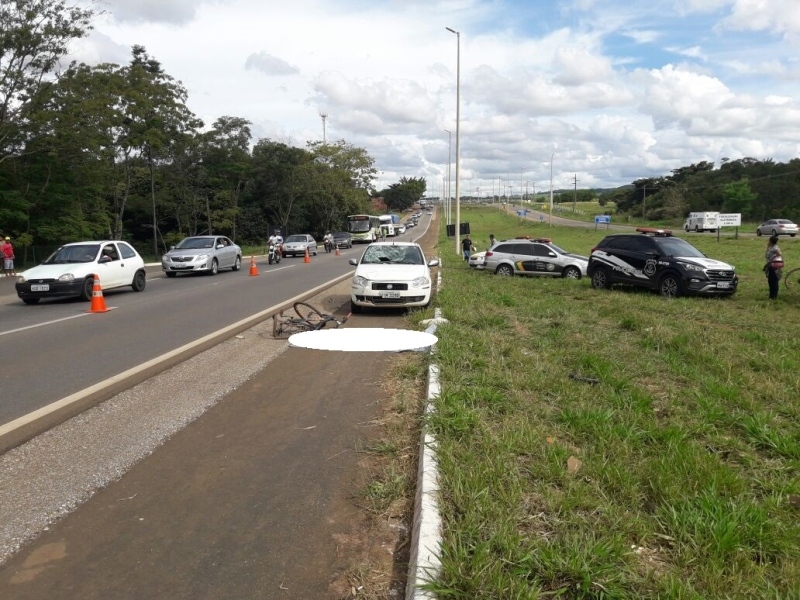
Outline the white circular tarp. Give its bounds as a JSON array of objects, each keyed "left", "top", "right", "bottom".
[{"left": 288, "top": 328, "right": 437, "bottom": 352}]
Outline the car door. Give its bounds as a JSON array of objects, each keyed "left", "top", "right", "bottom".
[
  {"left": 522, "top": 243, "right": 561, "bottom": 276},
  {"left": 97, "top": 243, "right": 127, "bottom": 288},
  {"left": 218, "top": 237, "right": 235, "bottom": 268}
]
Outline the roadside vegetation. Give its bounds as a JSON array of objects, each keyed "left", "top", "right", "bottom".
[{"left": 422, "top": 206, "right": 799, "bottom": 598}]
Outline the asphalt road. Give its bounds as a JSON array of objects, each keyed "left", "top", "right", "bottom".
[{"left": 0, "top": 216, "right": 433, "bottom": 429}]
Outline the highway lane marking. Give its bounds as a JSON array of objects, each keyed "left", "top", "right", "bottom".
[{"left": 0, "top": 312, "right": 96, "bottom": 337}]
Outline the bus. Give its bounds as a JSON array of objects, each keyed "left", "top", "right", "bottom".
[
  {"left": 346, "top": 214, "right": 381, "bottom": 243},
  {"left": 379, "top": 214, "right": 396, "bottom": 237}
]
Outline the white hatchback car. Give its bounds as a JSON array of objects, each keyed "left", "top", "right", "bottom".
[
  {"left": 15, "top": 241, "right": 146, "bottom": 304},
  {"left": 348, "top": 242, "right": 439, "bottom": 312}
]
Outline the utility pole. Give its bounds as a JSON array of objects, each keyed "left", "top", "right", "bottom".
[{"left": 573, "top": 174, "right": 578, "bottom": 213}]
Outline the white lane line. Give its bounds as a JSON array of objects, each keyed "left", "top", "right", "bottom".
[{"left": 0, "top": 312, "right": 95, "bottom": 337}]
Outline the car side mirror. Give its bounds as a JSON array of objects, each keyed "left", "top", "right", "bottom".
[
  {"left": 348, "top": 258, "right": 358, "bottom": 266},
  {"left": 216, "top": 244, "right": 224, "bottom": 249},
  {"left": 99, "top": 255, "right": 112, "bottom": 263},
  {"left": 428, "top": 259, "right": 440, "bottom": 267}
]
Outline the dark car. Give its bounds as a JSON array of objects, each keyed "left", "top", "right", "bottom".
[
  {"left": 588, "top": 228, "right": 737, "bottom": 298},
  {"left": 332, "top": 231, "right": 353, "bottom": 249}
]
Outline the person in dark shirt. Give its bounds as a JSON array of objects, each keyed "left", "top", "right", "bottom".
[{"left": 461, "top": 235, "right": 474, "bottom": 261}]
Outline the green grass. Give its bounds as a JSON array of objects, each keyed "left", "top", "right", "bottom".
[{"left": 424, "top": 207, "right": 800, "bottom": 599}]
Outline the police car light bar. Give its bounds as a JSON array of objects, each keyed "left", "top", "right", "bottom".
[{"left": 636, "top": 227, "right": 673, "bottom": 236}]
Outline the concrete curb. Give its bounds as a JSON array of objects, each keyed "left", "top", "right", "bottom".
[{"left": 406, "top": 269, "right": 445, "bottom": 599}]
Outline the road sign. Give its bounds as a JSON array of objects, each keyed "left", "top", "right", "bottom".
[
  {"left": 595, "top": 215, "right": 611, "bottom": 224},
  {"left": 718, "top": 213, "right": 742, "bottom": 227}
]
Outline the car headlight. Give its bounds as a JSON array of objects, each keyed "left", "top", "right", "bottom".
[
  {"left": 16, "top": 275, "right": 26, "bottom": 283},
  {"left": 195, "top": 254, "right": 208, "bottom": 262},
  {"left": 411, "top": 276, "right": 431, "bottom": 287},
  {"left": 680, "top": 262, "right": 705, "bottom": 272},
  {"left": 353, "top": 275, "right": 369, "bottom": 287},
  {"left": 58, "top": 273, "right": 75, "bottom": 282}
]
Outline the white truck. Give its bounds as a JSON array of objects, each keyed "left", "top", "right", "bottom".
[{"left": 683, "top": 212, "right": 719, "bottom": 233}]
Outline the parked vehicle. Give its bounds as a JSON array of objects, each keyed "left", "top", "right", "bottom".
[
  {"left": 756, "top": 219, "right": 798, "bottom": 237},
  {"left": 483, "top": 237, "right": 588, "bottom": 279},
  {"left": 588, "top": 227, "right": 737, "bottom": 298},
  {"left": 162, "top": 235, "right": 242, "bottom": 277},
  {"left": 16, "top": 241, "right": 147, "bottom": 304},
  {"left": 684, "top": 212, "right": 719, "bottom": 233},
  {"left": 282, "top": 234, "right": 317, "bottom": 257},
  {"left": 348, "top": 242, "right": 439, "bottom": 312}
]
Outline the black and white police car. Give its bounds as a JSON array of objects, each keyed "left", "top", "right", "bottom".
[
  {"left": 483, "top": 237, "right": 588, "bottom": 279},
  {"left": 588, "top": 228, "right": 738, "bottom": 298}
]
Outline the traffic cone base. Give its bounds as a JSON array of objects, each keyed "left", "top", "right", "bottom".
[
  {"left": 249, "top": 255, "right": 259, "bottom": 276},
  {"left": 86, "top": 274, "right": 110, "bottom": 313},
  {"left": 304, "top": 247, "right": 311, "bottom": 263}
]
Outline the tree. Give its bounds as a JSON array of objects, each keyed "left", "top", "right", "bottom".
[
  {"left": 307, "top": 140, "right": 377, "bottom": 190},
  {"left": 723, "top": 179, "right": 757, "bottom": 216},
  {"left": 379, "top": 177, "right": 426, "bottom": 212},
  {"left": 0, "top": 0, "right": 94, "bottom": 162}
]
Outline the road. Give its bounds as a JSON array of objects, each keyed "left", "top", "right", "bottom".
[{"left": 0, "top": 215, "right": 432, "bottom": 430}]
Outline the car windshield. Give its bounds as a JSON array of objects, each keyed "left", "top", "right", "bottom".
[
  {"left": 285, "top": 235, "right": 306, "bottom": 243},
  {"left": 654, "top": 237, "right": 706, "bottom": 258},
  {"left": 333, "top": 232, "right": 348, "bottom": 238},
  {"left": 361, "top": 245, "right": 423, "bottom": 265},
  {"left": 175, "top": 238, "right": 214, "bottom": 249},
  {"left": 45, "top": 244, "right": 100, "bottom": 264}
]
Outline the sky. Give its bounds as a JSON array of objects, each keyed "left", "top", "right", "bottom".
[{"left": 71, "top": 0, "right": 800, "bottom": 196}]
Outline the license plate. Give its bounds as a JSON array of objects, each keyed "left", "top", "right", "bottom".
[
  {"left": 716, "top": 281, "right": 730, "bottom": 289},
  {"left": 380, "top": 291, "right": 401, "bottom": 299},
  {"left": 31, "top": 284, "right": 49, "bottom": 292}
]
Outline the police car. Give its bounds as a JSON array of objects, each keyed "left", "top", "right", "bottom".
[
  {"left": 588, "top": 228, "right": 738, "bottom": 298},
  {"left": 483, "top": 237, "right": 588, "bottom": 279}
]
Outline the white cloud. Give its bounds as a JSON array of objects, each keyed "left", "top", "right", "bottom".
[
  {"left": 67, "top": 0, "right": 800, "bottom": 189},
  {"left": 244, "top": 52, "right": 299, "bottom": 76}
]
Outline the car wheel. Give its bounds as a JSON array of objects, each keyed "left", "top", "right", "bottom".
[
  {"left": 165, "top": 271, "right": 177, "bottom": 278},
  {"left": 756, "top": 229, "right": 762, "bottom": 236},
  {"left": 695, "top": 225, "right": 699, "bottom": 232},
  {"left": 792, "top": 234, "right": 797, "bottom": 238},
  {"left": 496, "top": 264, "right": 514, "bottom": 276},
  {"left": 312, "top": 247, "right": 317, "bottom": 256},
  {"left": 772, "top": 230, "right": 778, "bottom": 237},
  {"left": 80, "top": 276, "right": 94, "bottom": 301},
  {"left": 232, "top": 255, "right": 242, "bottom": 271},
  {"left": 562, "top": 266, "right": 581, "bottom": 279},
  {"left": 209, "top": 259, "right": 218, "bottom": 275},
  {"left": 591, "top": 267, "right": 612, "bottom": 290},
  {"left": 350, "top": 300, "right": 362, "bottom": 314},
  {"left": 131, "top": 270, "right": 146, "bottom": 292},
  {"left": 22, "top": 297, "right": 40, "bottom": 305},
  {"left": 659, "top": 273, "right": 682, "bottom": 298}
]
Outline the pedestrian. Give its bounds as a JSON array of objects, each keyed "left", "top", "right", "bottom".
[
  {"left": 461, "top": 235, "right": 474, "bottom": 261},
  {"left": 489, "top": 234, "right": 497, "bottom": 248},
  {"left": 0, "top": 236, "right": 14, "bottom": 277},
  {"left": 765, "top": 234, "right": 783, "bottom": 300}
]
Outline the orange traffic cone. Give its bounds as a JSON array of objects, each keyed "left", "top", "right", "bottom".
[
  {"left": 335, "top": 245, "right": 340, "bottom": 256},
  {"left": 249, "top": 255, "right": 259, "bottom": 276},
  {"left": 304, "top": 247, "right": 311, "bottom": 263},
  {"left": 86, "top": 274, "right": 110, "bottom": 313}
]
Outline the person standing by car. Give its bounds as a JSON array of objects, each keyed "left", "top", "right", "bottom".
[
  {"left": 461, "top": 235, "right": 474, "bottom": 261},
  {"left": 1, "top": 236, "right": 15, "bottom": 277},
  {"left": 765, "top": 235, "right": 783, "bottom": 300},
  {"left": 488, "top": 234, "right": 497, "bottom": 248}
]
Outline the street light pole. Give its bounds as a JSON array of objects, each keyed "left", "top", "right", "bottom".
[
  {"left": 549, "top": 152, "right": 555, "bottom": 227},
  {"left": 446, "top": 26, "right": 461, "bottom": 256},
  {"left": 444, "top": 129, "right": 452, "bottom": 227}
]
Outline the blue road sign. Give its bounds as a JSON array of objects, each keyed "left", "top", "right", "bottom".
[{"left": 595, "top": 215, "right": 611, "bottom": 224}]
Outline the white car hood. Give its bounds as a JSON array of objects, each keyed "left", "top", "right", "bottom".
[
  {"left": 21, "top": 263, "right": 98, "bottom": 279},
  {"left": 678, "top": 256, "right": 734, "bottom": 270},
  {"left": 356, "top": 264, "right": 429, "bottom": 281}
]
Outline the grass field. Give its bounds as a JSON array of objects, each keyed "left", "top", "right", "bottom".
[{"left": 424, "top": 206, "right": 800, "bottom": 598}]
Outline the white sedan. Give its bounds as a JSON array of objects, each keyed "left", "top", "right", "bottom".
[
  {"left": 348, "top": 242, "right": 439, "bottom": 312},
  {"left": 15, "top": 241, "right": 147, "bottom": 304},
  {"left": 468, "top": 251, "right": 486, "bottom": 269}
]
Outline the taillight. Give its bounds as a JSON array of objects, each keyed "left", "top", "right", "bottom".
[
  {"left": 485, "top": 251, "right": 493, "bottom": 257},
  {"left": 590, "top": 247, "right": 598, "bottom": 253}
]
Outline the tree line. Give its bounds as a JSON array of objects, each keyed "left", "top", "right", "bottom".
[{"left": 1, "top": 0, "right": 432, "bottom": 263}]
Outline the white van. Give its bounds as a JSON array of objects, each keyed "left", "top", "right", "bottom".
[{"left": 684, "top": 212, "right": 719, "bottom": 233}]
